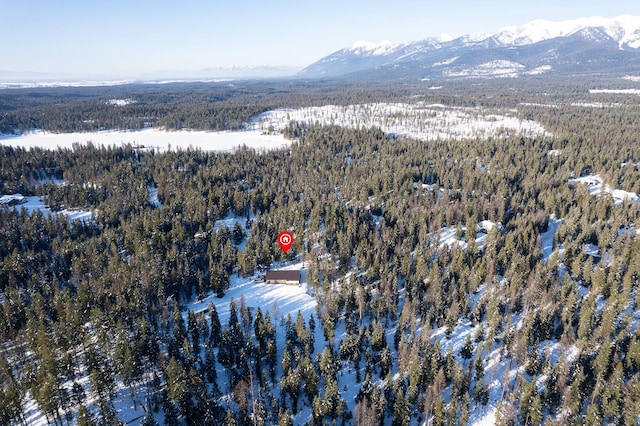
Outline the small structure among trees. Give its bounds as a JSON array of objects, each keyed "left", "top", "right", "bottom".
[{"left": 264, "top": 270, "right": 301, "bottom": 285}]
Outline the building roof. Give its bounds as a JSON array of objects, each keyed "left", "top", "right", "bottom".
[{"left": 265, "top": 270, "right": 301, "bottom": 283}]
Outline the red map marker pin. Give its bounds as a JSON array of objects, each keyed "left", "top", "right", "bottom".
[{"left": 277, "top": 231, "right": 294, "bottom": 253}]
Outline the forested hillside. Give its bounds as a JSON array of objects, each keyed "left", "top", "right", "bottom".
[{"left": 1, "top": 79, "right": 640, "bottom": 425}]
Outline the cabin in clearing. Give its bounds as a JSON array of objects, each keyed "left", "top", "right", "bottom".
[{"left": 265, "top": 270, "right": 301, "bottom": 285}]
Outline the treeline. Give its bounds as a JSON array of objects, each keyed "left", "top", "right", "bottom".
[{"left": 2, "top": 76, "right": 633, "bottom": 134}]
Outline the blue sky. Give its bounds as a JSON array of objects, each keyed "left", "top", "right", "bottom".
[{"left": 2, "top": 0, "right": 640, "bottom": 77}]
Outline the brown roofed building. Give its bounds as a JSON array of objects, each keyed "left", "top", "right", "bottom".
[{"left": 265, "top": 270, "right": 301, "bottom": 285}]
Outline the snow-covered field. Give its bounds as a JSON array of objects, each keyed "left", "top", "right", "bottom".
[
  {"left": 0, "top": 129, "right": 290, "bottom": 152},
  {"left": 0, "top": 103, "right": 549, "bottom": 152},
  {"left": 250, "top": 103, "right": 550, "bottom": 141}
]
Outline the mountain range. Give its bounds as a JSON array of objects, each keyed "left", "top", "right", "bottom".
[{"left": 298, "top": 15, "right": 640, "bottom": 80}]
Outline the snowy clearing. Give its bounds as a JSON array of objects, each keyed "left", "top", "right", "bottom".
[
  {"left": 569, "top": 174, "right": 639, "bottom": 206},
  {"left": 0, "top": 195, "right": 93, "bottom": 222},
  {"left": 250, "top": 103, "right": 549, "bottom": 141},
  {"left": 0, "top": 129, "right": 290, "bottom": 152},
  {"left": 589, "top": 88, "right": 640, "bottom": 95},
  {"left": 443, "top": 60, "right": 526, "bottom": 78},
  {"left": 106, "top": 98, "right": 136, "bottom": 106},
  {"left": 186, "top": 262, "right": 315, "bottom": 326},
  {"left": 429, "top": 221, "right": 501, "bottom": 251}
]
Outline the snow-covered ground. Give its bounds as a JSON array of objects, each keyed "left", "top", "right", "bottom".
[
  {"left": 570, "top": 174, "right": 639, "bottom": 206},
  {"left": 249, "top": 103, "right": 550, "bottom": 141},
  {"left": 1, "top": 103, "right": 549, "bottom": 152},
  {"left": 212, "top": 212, "right": 252, "bottom": 232},
  {"left": 0, "top": 129, "right": 290, "bottom": 152},
  {"left": 429, "top": 221, "right": 501, "bottom": 251},
  {"left": 106, "top": 98, "right": 136, "bottom": 106},
  {"left": 186, "top": 262, "right": 315, "bottom": 328},
  {"left": 541, "top": 215, "right": 563, "bottom": 261},
  {"left": 444, "top": 60, "right": 525, "bottom": 78},
  {"left": 589, "top": 88, "right": 640, "bottom": 95},
  {"left": 0, "top": 194, "right": 93, "bottom": 222},
  {"left": 570, "top": 101, "right": 622, "bottom": 108},
  {"left": 518, "top": 101, "right": 622, "bottom": 109},
  {"left": 36, "top": 176, "right": 66, "bottom": 186},
  {"left": 0, "top": 80, "right": 136, "bottom": 89},
  {"left": 147, "top": 185, "right": 162, "bottom": 208},
  {"left": 0, "top": 194, "right": 26, "bottom": 205}
]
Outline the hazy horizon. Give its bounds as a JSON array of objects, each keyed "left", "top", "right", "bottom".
[{"left": 3, "top": 0, "right": 640, "bottom": 80}]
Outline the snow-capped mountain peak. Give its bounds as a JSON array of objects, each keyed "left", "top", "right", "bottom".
[
  {"left": 437, "top": 33, "right": 454, "bottom": 42},
  {"left": 486, "top": 15, "right": 640, "bottom": 48},
  {"left": 347, "top": 40, "right": 397, "bottom": 56},
  {"left": 299, "top": 15, "right": 640, "bottom": 79}
]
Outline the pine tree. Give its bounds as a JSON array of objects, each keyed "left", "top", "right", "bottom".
[
  {"left": 460, "top": 335, "right": 474, "bottom": 362},
  {"left": 431, "top": 394, "right": 446, "bottom": 426},
  {"left": 172, "top": 304, "right": 187, "bottom": 347},
  {"left": 166, "top": 357, "right": 187, "bottom": 408},
  {"left": 76, "top": 404, "right": 94, "bottom": 426},
  {"left": 278, "top": 409, "right": 293, "bottom": 426},
  {"left": 187, "top": 310, "right": 200, "bottom": 354},
  {"left": 208, "top": 302, "right": 222, "bottom": 347},
  {"left": 392, "top": 386, "right": 410, "bottom": 426},
  {"left": 203, "top": 345, "right": 218, "bottom": 385}
]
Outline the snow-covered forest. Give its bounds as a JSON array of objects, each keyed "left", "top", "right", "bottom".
[{"left": 1, "top": 78, "right": 640, "bottom": 425}]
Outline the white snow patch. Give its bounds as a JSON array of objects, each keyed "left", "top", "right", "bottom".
[
  {"left": 485, "top": 15, "right": 640, "bottom": 49},
  {"left": 471, "top": 409, "right": 497, "bottom": 426},
  {"left": 433, "top": 56, "right": 459, "bottom": 66},
  {"left": 251, "top": 103, "right": 549, "bottom": 141},
  {"left": 0, "top": 193, "right": 26, "bottom": 205},
  {"left": 584, "top": 243, "right": 601, "bottom": 258},
  {"left": 542, "top": 340, "right": 580, "bottom": 366},
  {"left": 348, "top": 40, "right": 396, "bottom": 56},
  {"left": 570, "top": 174, "right": 639, "bottom": 206},
  {"left": 106, "top": 98, "right": 136, "bottom": 106},
  {"left": 541, "top": 215, "right": 563, "bottom": 261},
  {"left": 0, "top": 129, "right": 290, "bottom": 152},
  {"left": 147, "top": 185, "right": 162, "bottom": 208},
  {"left": 186, "top": 262, "right": 315, "bottom": 326},
  {"left": 429, "top": 222, "right": 498, "bottom": 251},
  {"left": 0, "top": 80, "right": 136, "bottom": 89},
  {"left": 518, "top": 102, "right": 559, "bottom": 108},
  {"left": 1, "top": 195, "right": 93, "bottom": 222},
  {"left": 524, "top": 65, "right": 552, "bottom": 75},
  {"left": 590, "top": 88, "right": 640, "bottom": 95},
  {"left": 571, "top": 101, "right": 621, "bottom": 108},
  {"left": 444, "top": 60, "right": 525, "bottom": 78},
  {"left": 36, "top": 176, "right": 66, "bottom": 186}
]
